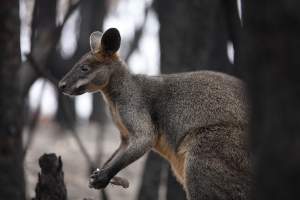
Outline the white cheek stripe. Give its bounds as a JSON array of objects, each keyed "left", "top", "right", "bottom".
[{"left": 75, "top": 78, "right": 90, "bottom": 89}]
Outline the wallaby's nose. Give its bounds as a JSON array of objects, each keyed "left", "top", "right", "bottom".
[{"left": 58, "top": 81, "right": 67, "bottom": 90}]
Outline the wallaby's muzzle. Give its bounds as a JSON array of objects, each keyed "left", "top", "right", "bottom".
[
  {"left": 58, "top": 73, "right": 88, "bottom": 96},
  {"left": 58, "top": 81, "right": 87, "bottom": 96}
]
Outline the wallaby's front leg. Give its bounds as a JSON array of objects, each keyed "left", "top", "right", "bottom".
[
  {"left": 89, "top": 136, "right": 153, "bottom": 189},
  {"left": 89, "top": 111, "right": 155, "bottom": 189},
  {"left": 101, "top": 142, "right": 127, "bottom": 169}
]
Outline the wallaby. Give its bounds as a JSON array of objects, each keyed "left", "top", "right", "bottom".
[{"left": 59, "top": 28, "right": 252, "bottom": 200}]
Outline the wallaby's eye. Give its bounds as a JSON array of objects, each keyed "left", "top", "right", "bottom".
[{"left": 80, "top": 65, "right": 90, "bottom": 73}]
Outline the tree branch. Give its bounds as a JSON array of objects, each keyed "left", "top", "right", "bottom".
[
  {"left": 61, "top": 0, "right": 82, "bottom": 28},
  {"left": 23, "top": 80, "right": 46, "bottom": 158},
  {"left": 25, "top": 53, "right": 58, "bottom": 85}
]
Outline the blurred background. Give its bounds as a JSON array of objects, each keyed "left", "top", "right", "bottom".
[{"left": 2, "top": 0, "right": 300, "bottom": 200}]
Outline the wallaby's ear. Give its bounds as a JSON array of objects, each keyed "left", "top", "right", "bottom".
[
  {"left": 101, "top": 28, "right": 121, "bottom": 54},
  {"left": 90, "top": 31, "right": 103, "bottom": 53}
]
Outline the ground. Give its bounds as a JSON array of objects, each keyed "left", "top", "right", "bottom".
[{"left": 24, "top": 120, "right": 147, "bottom": 200}]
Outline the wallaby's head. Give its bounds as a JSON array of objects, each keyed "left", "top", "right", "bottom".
[{"left": 58, "top": 28, "right": 121, "bottom": 96}]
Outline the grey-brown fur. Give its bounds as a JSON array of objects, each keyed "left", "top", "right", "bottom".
[
  {"left": 59, "top": 28, "right": 253, "bottom": 200},
  {"left": 132, "top": 71, "right": 248, "bottom": 148}
]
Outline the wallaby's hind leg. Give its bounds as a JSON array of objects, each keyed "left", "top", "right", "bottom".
[
  {"left": 184, "top": 125, "right": 252, "bottom": 200},
  {"left": 185, "top": 156, "right": 228, "bottom": 200},
  {"left": 185, "top": 155, "right": 251, "bottom": 200}
]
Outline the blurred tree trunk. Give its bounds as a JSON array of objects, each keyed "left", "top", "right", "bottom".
[
  {"left": 49, "top": 0, "right": 76, "bottom": 130},
  {"left": 79, "top": 0, "right": 107, "bottom": 124},
  {"left": 138, "top": 1, "right": 241, "bottom": 199},
  {"left": 29, "top": 0, "right": 77, "bottom": 130},
  {"left": 155, "top": 0, "right": 234, "bottom": 74},
  {"left": 55, "top": 94, "right": 76, "bottom": 130},
  {"left": 165, "top": 165, "right": 184, "bottom": 200},
  {"left": 242, "top": 1, "right": 300, "bottom": 199},
  {"left": 19, "top": 0, "right": 57, "bottom": 97},
  {"left": 51, "top": 0, "right": 107, "bottom": 128},
  {"left": 49, "top": 1, "right": 108, "bottom": 198},
  {"left": 137, "top": 152, "right": 166, "bottom": 200},
  {"left": 0, "top": 0, "right": 25, "bottom": 200},
  {"left": 18, "top": 0, "right": 58, "bottom": 98},
  {"left": 225, "top": 0, "right": 243, "bottom": 76}
]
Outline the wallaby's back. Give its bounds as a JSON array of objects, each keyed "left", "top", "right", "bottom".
[{"left": 134, "top": 70, "right": 248, "bottom": 149}]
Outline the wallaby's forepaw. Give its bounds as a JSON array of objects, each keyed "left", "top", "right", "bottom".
[
  {"left": 89, "top": 169, "right": 110, "bottom": 189},
  {"left": 89, "top": 168, "right": 130, "bottom": 189}
]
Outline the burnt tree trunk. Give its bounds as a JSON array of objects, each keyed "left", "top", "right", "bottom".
[
  {"left": 0, "top": 0, "right": 25, "bottom": 199},
  {"left": 33, "top": 154, "right": 67, "bottom": 200},
  {"left": 242, "top": 0, "right": 300, "bottom": 199}
]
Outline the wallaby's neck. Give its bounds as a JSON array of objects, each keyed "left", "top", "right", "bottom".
[{"left": 101, "top": 62, "right": 132, "bottom": 103}]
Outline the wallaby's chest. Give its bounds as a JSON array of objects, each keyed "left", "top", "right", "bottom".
[
  {"left": 101, "top": 91, "right": 129, "bottom": 140},
  {"left": 108, "top": 103, "right": 129, "bottom": 140}
]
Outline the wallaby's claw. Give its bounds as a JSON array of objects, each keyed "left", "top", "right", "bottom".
[
  {"left": 89, "top": 169, "right": 110, "bottom": 189},
  {"left": 89, "top": 169, "right": 101, "bottom": 179}
]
